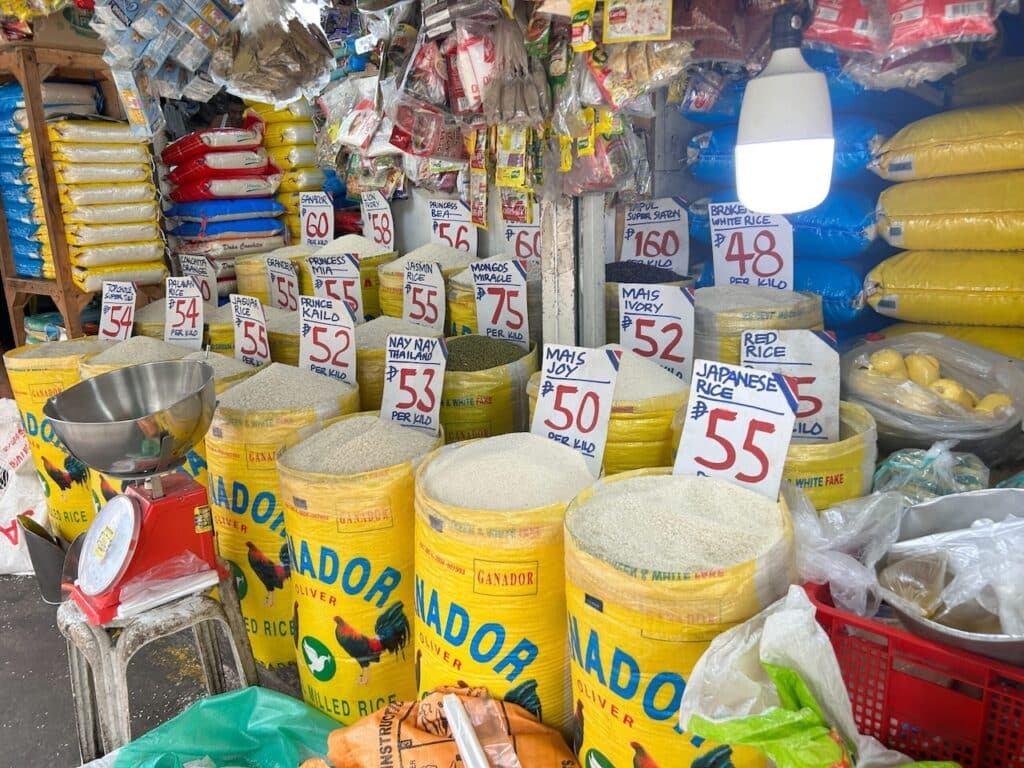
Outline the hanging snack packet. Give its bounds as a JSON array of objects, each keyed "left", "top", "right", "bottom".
[{"left": 570, "top": 0, "right": 598, "bottom": 51}]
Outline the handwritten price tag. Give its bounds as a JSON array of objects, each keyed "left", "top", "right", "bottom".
[
  {"left": 471, "top": 260, "right": 531, "bottom": 350},
  {"left": 179, "top": 254, "right": 218, "bottom": 311},
  {"left": 429, "top": 198, "right": 477, "bottom": 255},
  {"left": 381, "top": 334, "right": 448, "bottom": 436},
  {"left": 741, "top": 329, "right": 840, "bottom": 444},
  {"left": 164, "top": 276, "right": 203, "bottom": 349},
  {"left": 622, "top": 197, "right": 690, "bottom": 274},
  {"left": 530, "top": 344, "right": 621, "bottom": 476},
  {"left": 99, "top": 281, "right": 136, "bottom": 341},
  {"left": 266, "top": 256, "right": 299, "bottom": 312},
  {"left": 308, "top": 253, "right": 363, "bottom": 322},
  {"left": 501, "top": 200, "right": 541, "bottom": 261},
  {"left": 299, "top": 295, "right": 356, "bottom": 384},
  {"left": 403, "top": 260, "right": 445, "bottom": 334},
  {"left": 710, "top": 201, "right": 793, "bottom": 290},
  {"left": 361, "top": 190, "right": 395, "bottom": 250},
  {"left": 300, "top": 191, "right": 334, "bottom": 248},
  {"left": 619, "top": 283, "right": 695, "bottom": 381},
  {"left": 674, "top": 358, "right": 797, "bottom": 499},
  {"left": 230, "top": 294, "right": 270, "bottom": 367}
]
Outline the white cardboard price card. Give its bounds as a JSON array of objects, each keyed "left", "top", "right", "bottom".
[
  {"left": 674, "top": 359, "right": 797, "bottom": 499},
  {"left": 622, "top": 197, "right": 690, "bottom": 274},
  {"left": 741, "top": 329, "right": 840, "bottom": 444},
  {"left": 300, "top": 191, "right": 334, "bottom": 248},
  {"left": 403, "top": 260, "right": 446, "bottom": 334},
  {"left": 299, "top": 295, "right": 356, "bottom": 384},
  {"left": 381, "top": 334, "right": 448, "bottom": 436},
  {"left": 618, "top": 283, "right": 695, "bottom": 382},
  {"left": 266, "top": 256, "right": 299, "bottom": 312},
  {"left": 179, "top": 254, "right": 218, "bottom": 311},
  {"left": 429, "top": 198, "right": 477, "bottom": 255},
  {"left": 471, "top": 260, "right": 531, "bottom": 350},
  {"left": 308, "top": 253, "right": 363, "bottom": 322},
  {"left": 99, "top": 281, "right": 136, "bottom": 341},
  {"left": 530, "top": 344, "right": 621, "bottom": 477},
  {"left": 164, "top": 276, "right": 203, "bottom": 349},
  {"left": 361, "top": 190, "right": 395, "bottom": 250},
  {"left": 710, "top": 201, "right": 794, "bottom": 290},
  {"left": 501, "top": 201, "right": 541, "bottom": 261},
  {"left": 230, "top": 294, "right": 270, "bottom": 367}
]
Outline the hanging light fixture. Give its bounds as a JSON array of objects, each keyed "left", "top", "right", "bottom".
[{"left": 735, "top": 6, "right": 834, "bottom": 214}]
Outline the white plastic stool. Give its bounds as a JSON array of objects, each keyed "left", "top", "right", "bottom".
[{"left": 57, "top": 572, "right": 258, "bottom": 762}]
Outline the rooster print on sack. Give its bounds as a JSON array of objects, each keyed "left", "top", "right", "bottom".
[
  {"left": 42, "top": 455, "right": 88, "bottom": 498},
  {"left": 333, "top": 601, "right": 410, "bottom": 685},
  {"left": 246, "top": 541, "right": 291, "bottom": 607}
]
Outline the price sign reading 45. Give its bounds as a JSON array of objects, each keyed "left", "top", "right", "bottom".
[
  {"left": 308, "top": 253, "right": 363, "bottom": 322},
  {"left": 674, "top": 358, "right": 797, "bottom": 499},
  {"left": 361, "top": 190, "right": 394, "bottom": 249},
  {"left": 710, "top": 201, "right": 793, "bottom": 291},
  {"left": 741, "top": 329, "right": 840, "bottom": 444},
  {"left": 470, "top": 259, "right": 531, "bottom": 350},
  {"left": 380, "top": 334, "right": 448, "bottom": 436},
  {"left": 99, "top": 281, "right": 136, "bottom": 341},
  {"left": 300, "top": 191, "right": 334, "bottom": 248},
  {"left": 230, "top": 294, "right": 270, "bottom": 367},
  {"left": 179, "top": 254, "right": 218, "bottom": 311},
  {"left": 266, "top": 256, "right": 299, "bottom": 312},
  {"left": 164, "top": 276, "right": 203, "bottom": 349},
  {"left": 618, "top": 283, "right": 695, "bottom": 382},
  {"left": 429, "top": 197, "right": 477, "bottom": 255},
  {"left": 621, "top": 197, "right": 690, "bottom": 275},
  {"left": 530, "top": 344, "right": 620, "bottom": 477},
  {"left": 403, "top": 260, "right": 445, "bottom": 334},
  {"left": 299, "top": 296, "right": 356, "bottom": 384}
]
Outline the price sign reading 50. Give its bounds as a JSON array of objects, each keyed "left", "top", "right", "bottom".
[
  {"left": 98, "top": 281, "right": 137, "bottom": 341},
  {"left": 471, "top": 259, "right": 531, "bottom": 350},
  {"left": 709, "top": 201, "right": 793, "bottom": 291},
  {"left": 618, "top": 283, "right": 695, "bottom": 381},
  {"left": 403, "top": 260, "right": 446, "bottom": 333},
  {"left": 380, "top": 334, "right": 448, "bottom": 436},
  {"left": 674, "top": 358, "right": 797, "bottom": 499}
]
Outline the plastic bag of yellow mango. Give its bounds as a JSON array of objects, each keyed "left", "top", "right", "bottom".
[
  {"left": 842, "top": 333, "right": 1024, "bottom": 464},
  {"left": 377, "top": 245, "right": 476, "bottom": 320},
  {"left": 300, "top": 234, "right": 399, "bottom": 321},
  {"left": 440, "top": 337, "right": 538, "bottom": 443},
  {"left": 353, "top": 317, "right": 445, "bottom": 412},
  {"left": 865, "top": 251, "right": 1024, "bottom": 327},
  {"left": 4, "top": 339, "right": 115, "bottom": 541},
  {"left": 277, "top": 413, "right": 442, "bottom": 724},
  {"left": 445, "top": 257, "right": 543, "bottom": 347},
  {"left": 881, "top": 323, "right": 1024, "bottom": 360},
  {"left": 877, "top": 170, "right": 1024, "bottom": 251},
  {"left": 871, "top": 103, "right": 1024, "bottom": 182},
  {"left": 236, "top": 245, "right": 316, "bottom": 305},
  {"left": 565, "top": 470, "right": 793, "bottom": 768},
  {"left": 206, "top": 364, "right": 360, "bottom": 666}
]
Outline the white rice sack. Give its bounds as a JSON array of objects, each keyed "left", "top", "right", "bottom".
[
  {"left": 65, "top": 221, "right": 161, "bottom": 246},
  {"left": 64, "top": 202, "right": 159, "bottom": 225},
  {"left": 70, "top": 241, "right": 165, "bottom": 267},
  {"left": 48, "top": 119, "right": 150, "bottom": 144},
  {"left": 55, "top": 163, "right": 151, "bottom": 184},
  {"left": 50, "top": 142, "right": 151, "bottom": 165},
  {"left": 60, "top": 182, "right": 156, "bottom": 207}
]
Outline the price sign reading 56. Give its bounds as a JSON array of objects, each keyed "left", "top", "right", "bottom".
[
  {"left": 230, "top": 294, "right": 271, "bottom": 367},
  {"left": 308, "top": 254, "right": 363, "bottom": 322},
  {"left": 380, "top": 334, "right": 448, "bottom": 436},
  {"left": 266, "top": 256, "right": 299, "bottom": 312},
  {"left": 530, "top": 344, "right": 621, "bottom": 477},
  {"left": 361, "top": 191, "right": 394, "bottom": 249},
  {"left": 429, "top": 197, "right": 477, "bottom": 255},
  {"left": 470, "top": 259, "right": 531, "bottom": 350},
  {"left": 618, "top": 283, "right": 695, "bottom": 381},
  {"left": 164, "top": 276, "right": 203, "bottom": 350},
  {"left": 300, "top": 191, "right": 334, "bottom": 248},
  {"left": 674, "top": 358, "right": 797, "bottom": 499},
  {"left": 299, "top": 295, "right": 356, "bottom": 384},
  {"left": 403, "top": 260, "right": 445, "bottom": 333},
  {"left": 709, "top": 201, "right": 793, "bottom": 291},
  {"left": 98, "top": 281, "right": 136, "bottom": 341}
]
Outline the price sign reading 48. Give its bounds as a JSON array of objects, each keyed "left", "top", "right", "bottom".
[
  {"left": 266, "top": 256, "right": 299, "bottom": 312},
  {"left": 530, "top": 344, "right": 621, "bottom": 477},
  {"left": 470, "top": 259, "right": 531, "bottom": 349},
  {"left": 618, "top": 283, "right": 695, "bottom": 381},
  {"left": 380, "top": 334, "right": 448, "bottom": 436},
  {"left": 710, "top": 201, "right": 794, "bottom": 291},
  {"left": 163, "top": 276, "right": 203, "bottom": 350},
  {"left": 308, "top": 253, "right": 363, "bottom": 322},
  {"left": 674, "top": 358, "right": 797, "bottom": 499},
  {"left": 361, "top": 190, "right": 394, "bottom": 249},
  {"left": 621, "top": 197, "right": 689, "bottom": 275},
  {"left": 230, "top": 294, "right": 271, "bottom": 367},
  {"left": 299, "top": 296, "right": 356, "bottom": 384},
  {"left": 403, "top": 260, "right": 446, "bottom": 334},
  {"left": 98, "top": 281, "right": 136, "bottom": 341}
]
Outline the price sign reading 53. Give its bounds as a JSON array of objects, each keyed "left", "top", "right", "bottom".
[
  {"left": 674, "top": 358, "right": 797, "bottom": 499},
  {"left": 618, "top": 283, "right": 694, "bottom": 381},
  {"left": 380, "top": 334, "right": 448, "bottom": 436},
  {"left": 709, "top": 201, "right": 793, "bottom": 291}
]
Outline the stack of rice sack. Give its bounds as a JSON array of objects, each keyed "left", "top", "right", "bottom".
[
  {"left": 866, "top": 103, "right": 1024, "bottom": 354},
  {"left": 246, "top": 100, "right": 323, "bottom": 244},
  {"left": 0, "top": 83, "right": 99, "bottom": 280},
  {"left": 48, "top": 119, "right": 166, "bottom": 292},
  {"left": 688, "top": 112, "right": 896, "bottom": 338},
  {"left": 162, "top": 116, "right": 285, "bottom": 298}
]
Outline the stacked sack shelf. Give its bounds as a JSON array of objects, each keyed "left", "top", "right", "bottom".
[
  {"left": 0, "top": 82, "right": 100, "bottom": 280},
  {"left": 162, "top": 117, "right": 286, "bottom": 297}
]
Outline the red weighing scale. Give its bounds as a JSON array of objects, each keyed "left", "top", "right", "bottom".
[{"left": 44, "top": 360, "right": 224, "bottom": 625}]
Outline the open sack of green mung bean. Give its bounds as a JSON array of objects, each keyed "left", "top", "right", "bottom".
[{"left": 679, "top": 585, "right": 958, "bottom": 768}]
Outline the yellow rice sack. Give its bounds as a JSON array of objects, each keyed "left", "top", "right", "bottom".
[
  {"left": 236, "top": 245, "right": 315, "bottom": 305},
  {"left": 278, "top": 168, "right": 326, "bottom": 193},
  {"left": 245, "top": 100, "right": 314, "bottom": 124},
  {"left": 266, "top": 144, "right": 318, "bottom": 170},
  {"left": 877, "top": 171, "right": 1024, "bottom": 251},
  {"left": 871, "top": 103, "right": 1024, "bottom": 181},
  {"left": 881, "top": 323, "right": 1024, "bottom": 359},
  {"left": 72, "top": 261, "right": 167, "bottom": 293},
  {"left": 866, "top": 251, "right": 1024, "bottom": 327},
  {"left": 378, "top": 249, "right": 476, "bottom": 321}
]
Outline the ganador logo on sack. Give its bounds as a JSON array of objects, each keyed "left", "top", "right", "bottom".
[{"left": 473, "top": 559, "right": 539, "bottom": 597}]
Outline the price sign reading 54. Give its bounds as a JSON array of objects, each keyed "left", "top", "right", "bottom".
[
  {"left": 403, "top": 260, "right": 445, "bottom": 333},
  {"left": 380, "top": 334, "right": 448, "bottom": 436},
  {"left": 164, "top": 276, "right": 203, "bottom": 350},
  {"left": 230, "top": 294, "right": 271, "bottom": 367},
  {"left": 470, "top": 259, "right": 531, "bottom": 350},
  {"left": 99, "top": 281, "right": 136, "bottom": 341},
  {"left": 618, "top": 283, "right": 695, "bottom": 381},
  {"left": 674, "top": 358, "right": 797, "bottom": 499},
  {"left": 709, "top": 201, "right": 793, "bottom": 291}
]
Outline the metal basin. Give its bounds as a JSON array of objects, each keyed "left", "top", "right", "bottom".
[{"left": 43, "top": 360, "right": 215, "bottom": 479}]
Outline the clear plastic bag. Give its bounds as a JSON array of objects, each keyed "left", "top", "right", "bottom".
[
  {"left": 872, "top": 440, "right": 989, "bottom": 506},
  {"left": 886, "top": 0, "right": 998, "bottom": 60},
  {"left": 845, "top": 43, "right": 967, "bottom": 89},
  {"left": 804, "top": 0, "right": 890, "bottom": 56},
  {"left": 482, "top": 17, "right": 550, "bottom": 127}
]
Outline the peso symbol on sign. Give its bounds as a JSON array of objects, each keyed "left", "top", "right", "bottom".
[
  {"left": 170, "top": 296, "right": 199, "bottom": 328},
  {"left": 271, "top": 272, "right": 298, "bottom": 311},
  {"left": 368, "top": 211, "right": 393, "bottom": 247}
]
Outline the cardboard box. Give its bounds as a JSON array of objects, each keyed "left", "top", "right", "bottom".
[{"left": 28, "top": 8, "right": 106, "bottom": 53}]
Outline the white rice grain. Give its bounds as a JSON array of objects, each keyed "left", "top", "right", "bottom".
[
  {"left": 280, "top": 414, "right": 438, "bottom": 475},
  {"left": 216, "top": 362, "right": 354, "bottom": 412}
]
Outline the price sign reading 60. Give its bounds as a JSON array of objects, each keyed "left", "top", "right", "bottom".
[
  {"left": 300, "top": 191, "right": 334, "bottom": 248},
  {"left": 380, "top": 334, "right": 448, "bottom": 436}
]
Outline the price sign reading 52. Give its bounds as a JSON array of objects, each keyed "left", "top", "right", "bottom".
[
  {"left": 618, "top": 283, "right": 694, "bottom": 381},
  {"left": 299, "top": 295, "right": 356, "bottom": 384},
  {"left": 380, "top": 334, "right": 448, "bottom": 436},
  {"left": 709, "top": 201, "right": 793, "bottom": 291}
]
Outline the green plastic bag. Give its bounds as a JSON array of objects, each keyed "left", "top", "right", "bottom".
[{"left": 113, "top": 688, "right": 336, "bottom": 768}]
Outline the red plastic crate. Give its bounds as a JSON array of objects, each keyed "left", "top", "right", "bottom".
[{"left": 806, "top": 584, "right": 1024, "bottom": 767}]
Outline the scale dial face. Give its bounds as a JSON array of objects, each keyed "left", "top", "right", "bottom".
[{"left": 77, "top": 494, "right": 141, "bottom": 596}]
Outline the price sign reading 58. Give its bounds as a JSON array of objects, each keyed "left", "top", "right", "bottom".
[
  {"left": 380, "top": 334, "right": 448, "bottom": 436},
  {"left": 99, "top": 281, "right": 136, "bottom": 341},
  {"left": 403, "top": 260, "right": 445, "bottom": 334},
  {"left": 230, "top": 294, "right": 270, "bottom": 367},
  {"left": 710, "top": 201, "right": 793, "bottom": 291},
  {"left": 674, "top": 358, "right": 797, "bottom": 499},
  {"left": 164, "top": 276, "right": 203, "bottom": 350},
  {"left": 530, "top": 344, "right": 621, "bottom": 477},
  {"left": 361, "top": 191, "right": 394, "bottom": 249},
  {"left": 618, "top": 283, "right": 695, "bottom": 381},
  {"left": 470, "top": 259, "right": 531, "bottom": 350}
]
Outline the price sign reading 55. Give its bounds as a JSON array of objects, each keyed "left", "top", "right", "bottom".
[
  {"left": 230, "top": 294, "right": 271, "bottom": 367},
  {"left": 674, "top": 358, "right": 797, "bottom": 499},
  {"left": 403, "top": 260, "right": 445, "bottom": 333},
  {"left": 309, "top": 254, "right": 363, "bottom": 322},
  {"left": 709, "top": 201, "right": 793, "bottom": 291},
  {"left": 380, "top": 334, "right": 448, "bottom": 436},
  {"left": 266, "top": 257, "right": 299, "bottom": 312},
  {"left": 618, "top": 283, "right": 694, "bottom": 381}
]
